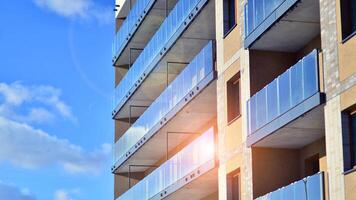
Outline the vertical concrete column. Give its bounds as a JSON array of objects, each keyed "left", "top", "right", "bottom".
[
  {"left": 215, "top": 0, "right": 228, "bottom": 199},
  {"left": 319, "top": 0, "right": 346, "bottom": 199},
  {"left": 240, "top": 48, "right": 253, "bottom": 200},
  {"left": 324, "top": 96, "right": 345, "bottom": 200},
  {"left": 238, "top": 0, "right": 253, "bottom": 198}
]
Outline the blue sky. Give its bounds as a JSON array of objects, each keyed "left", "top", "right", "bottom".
[{"left": 0, "top": 0, "right": 115, "bottom": 199}]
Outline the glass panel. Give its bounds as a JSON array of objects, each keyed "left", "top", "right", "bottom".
[
  {"left": 303, "top": 50, "right": 318, "bottom": 98},
  {"left": 290, "top": 60, "right": 303, "bottom": 106},
  {"left": 255, "top": 0, "right": 264, "bottom": 26},
  {"left": 293, "top": 180, "right": 307, "bottom": 200},
  {"left": 283, "top": 183, "right": 295, "bottom": 200},
  {"left": 247, "top": 0, "right": 255, "bottom": 35},
  {"left": 113, "top": 0, "right": 206, "bottom": 113},
  {"left": 278, "top": 69, "right": 291, "bottom": 114},
  {"left": 256, "top": 87, "right": 267, "bottom": 130},
  {"left": 117, "top": 128, "right": 215, "bottom": 200},
  {"left": 266, "top": 79, "right": 279, "bottom": 122},
  {"left": 306, "top": 173, "right": 323, "bottom": 200},
  {"left": 270, "top": 188, "right": 282, "bottom": 200},
  {"left": 249, "top": 95, "right": 257, "bottom": 134},
  {"left": 113, "top": 41, "right": 214, "bottom": 166},
  {"left": 264, "top": 0, "right": 276, "bottom": 17}
]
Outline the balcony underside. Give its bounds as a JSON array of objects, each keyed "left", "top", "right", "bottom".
[
  {"left": 248, "top": 92, "right": 326, "bottom": 148},
  {"left": 114, "top": 0, "right": 178, "bottom": 66},
  {"left": 161, "top": 162, "right": 217, "bottom": 200},
  {"left": 113, "top": 0, "right": 215, "bottom": 120},
  {"left": 246, "top": 0, "right": 320, "bottom": 52},
  {"left": 113, "top": 78, "right": 216, "bottom": 173}
]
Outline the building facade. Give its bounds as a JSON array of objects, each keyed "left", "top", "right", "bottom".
[{"left": 111, "top": 0, "right": 356, "bottom": 199}]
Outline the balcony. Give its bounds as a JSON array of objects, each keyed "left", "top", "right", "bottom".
[
  {"left": 116, "top": 128, "right": 217, "bottom": 200},
  {"left": 255, "top": 172, "right": 325, "bottom": 200},
  {"left": 112, "top": 41, "right": 216, "bottom": 172},
  {"left": 112, "top": 0, "right": 215, "bottom": 121},
  {"left": 113, "top": 0, "right": 178, "bottom": 67},
  {"left": 244, "top": 0, "right": 320, "bottom": 51},
  {"left": 247, "top": 49, "right": 325, "bottom": 147}
]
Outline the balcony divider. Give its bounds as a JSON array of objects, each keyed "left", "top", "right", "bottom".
[
  {"left": 112, "top": 0, "right": 156, "bottom": 60},
  {"left": 255, "top": 172, "right": 325, "bottom": 200},
  {"left": 113, "top": 41, "right": 214, "bottom": 169},
  {"left": 117, "top": 128, "right": 215, "bottom": 200},
  {"left": 112, "top": 0, "right": 211, "bottom": 117},
  {"left": 247, "top": 49, "right": 319, "bottom": 136}
]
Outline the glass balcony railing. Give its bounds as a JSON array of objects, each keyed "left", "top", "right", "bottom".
[
  {"left": 117, "top": 128, "right": 215, "bottom": 200},
  {"left": 247, "top": 49, "right": 319, "bottom": 135},
  {"left": 244, "top": 0, "right": 285, "bottom": 37},
  {"left": 113, "top": 0, "right": 209, "bottom": 114},
  {"left": 112, "top": 0, "right": 155, "bottom": 60},
  {"left": 256, "top": 172, "right": 324, "bottom": 200},
  {"left": 113, "top": 41, "right": 213, "bottom": 165}
]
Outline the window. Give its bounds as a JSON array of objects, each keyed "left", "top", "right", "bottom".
[
  {"left": 227, "top": 73, "right": 241, "bottom": 123},
  {"left": 340, "top": 0, "right": 356, "bottom": 40},
  {"left": 227, "top": 169, "right": 240, "bottom": 200},
  {"left": 304, "top": 154, "right": 320, "bottom": 177},
  {"left": 342, "top": 108, "right": 356, "bottom": 171},
  {"left": 223, "top": 0, "right": 237, "bottom": 36}
]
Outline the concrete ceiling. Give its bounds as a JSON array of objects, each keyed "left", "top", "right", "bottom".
[{"left": 255, "top": 105, "right": 325, "bottom": 149}]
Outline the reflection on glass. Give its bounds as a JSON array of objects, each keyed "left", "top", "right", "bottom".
[
  {"left": 256, "top": 172, "right": 324, "bottom": 200},
  {"left": 117, "top": 128, "right": 215, "bottom": 200},
  {"left": 247, "top": 50, "right": 319, "bottom": 135},
  {"left": 113, "top": 0, "right": 205, "bottom": 113},
  {"left": 113, "top": 41, "right": 213, "bottom": 165}
]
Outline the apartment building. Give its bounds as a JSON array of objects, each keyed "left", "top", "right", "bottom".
[{"left": 111, "top": 0, "right": 355, "bottom": 199}]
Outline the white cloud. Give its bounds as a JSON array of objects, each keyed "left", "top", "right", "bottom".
[
  {"left": 26, "top": 108, "right": 55, "bottom": 123},
  {"left": 34, "top": 0, "right": 90, "bottom": 17},
  {"left": 0, "top": 82, "right": 76, "bottom": 123},
  {"left": 33, "top": 0, "right": 112, "bottom": 23},
  {"left": 54, "top": 189, "right": 79, "bottom": 200},
  {"left": 0, "top": 182, "right": 36, "bottom": 200},
  {"left": 54, "top": 190, "right": 71, "bottom": 200},
  {"left": 0, "top": 117, "right": 110, "bottom": 174},
  {"left": 0, "top": 82, "right": 111, "bottom": 174}
]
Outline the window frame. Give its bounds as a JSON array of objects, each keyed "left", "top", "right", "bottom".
[
  {"left": 342, "top": 107, "right": 356, "bottom": 172},
  {"left": 340, "top": 0, "right": 356, "bottom": 42},
  {"left": 227, "top": 169, "right": 241, "bottom": 200},
  {"left": 226, "top": 72, "right": 241, "bottom": 124},
  {"left": 223, "top": 0, "right": 237, "bottom": 37}
]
